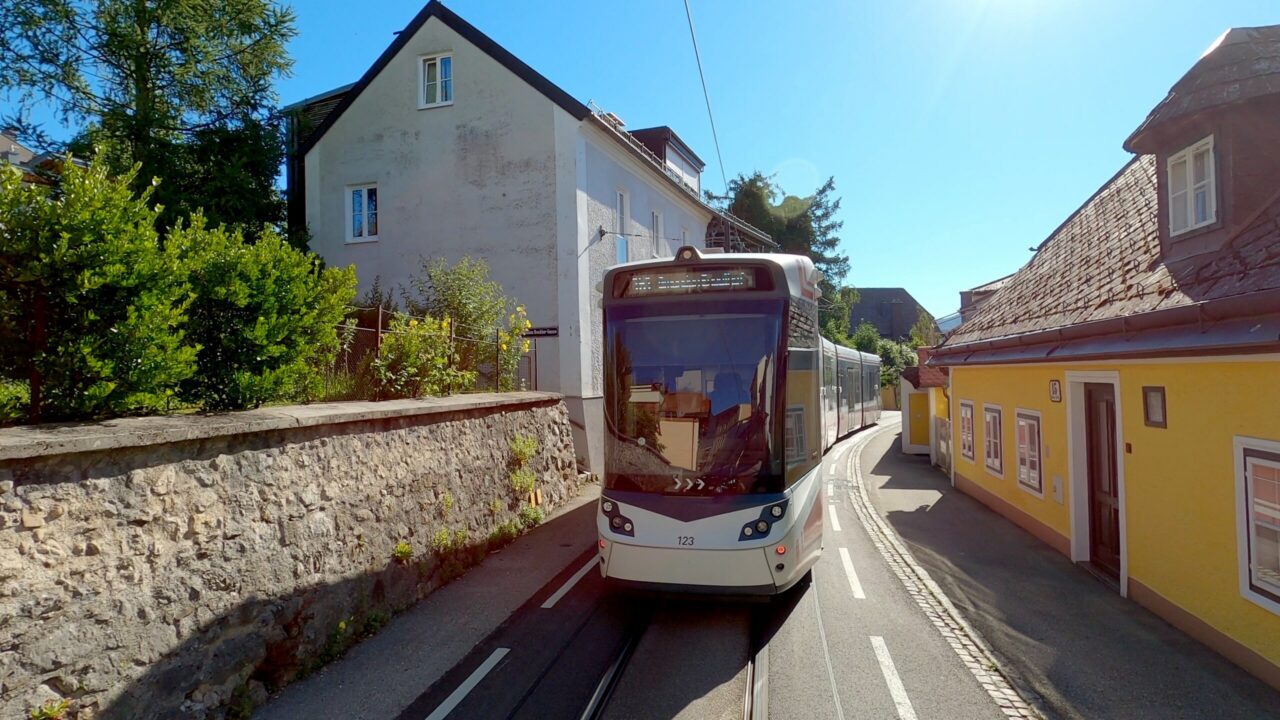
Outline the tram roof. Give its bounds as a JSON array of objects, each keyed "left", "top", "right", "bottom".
[{"left": 609, "top": 247, "right": 822, "bottom": 303}]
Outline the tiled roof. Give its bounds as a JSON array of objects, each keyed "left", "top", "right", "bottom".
[
  {"left": 939, "top": 154, "right": 1280, "bottom": 351},
  {"left": 1127, "top": 25, "right": 1280, "bottom": 153}
]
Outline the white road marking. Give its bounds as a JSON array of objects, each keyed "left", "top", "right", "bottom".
[
  {"left": 838, "top": 547, "right": 865, "bottom": 599},
  {"left": 871, "top": 636, "right": 918, "bottom": 720},
  {"left": 541, "top": 556, "right": 600, "bottom": 609},
  {"left": 424, "top": 647, "right": 510, "bottom": 720},
  {"left": 827, "top": 480, "right": 835, "bottom": 496},
  {"left": 811, "top": 576, "right": 847, "bottom": 720},
  {"left": 827, "top": 504, "right": 842, "bottom": 533}
]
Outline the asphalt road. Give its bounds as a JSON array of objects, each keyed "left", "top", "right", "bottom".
[{"left": 387, "top": 418, "right": 1010, "bottom": 720}]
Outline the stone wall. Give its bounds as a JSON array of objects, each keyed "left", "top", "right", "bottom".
[{"left": 0, "top": 392, "right": 581, "bottom": 719}]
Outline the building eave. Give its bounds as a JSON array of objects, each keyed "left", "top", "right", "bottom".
[{"left": 931, "top": 288, "right": 1280, "bottom": 366}]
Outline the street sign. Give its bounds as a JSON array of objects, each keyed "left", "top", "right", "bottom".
[{"left": 524, "top": 327, "right": 558, "bottom": 338}]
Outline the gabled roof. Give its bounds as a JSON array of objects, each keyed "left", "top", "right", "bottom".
[
  {"left": 933, "top": 155, "right": 1280, "bottom": 363},
  {"left": 1127, "top": 25, "right": 1280, "bottom": 153},
  {"left": 293, "top": 0, "right": 589, "bottom": 158},
  {"left": 286, "top": 1, "right": 772, "bottom": 249}
]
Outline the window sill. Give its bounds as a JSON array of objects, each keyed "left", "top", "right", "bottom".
[
  {"left": 1018, "top": 480, "right": 1045, "bottom": 499},
  {"left": 1169, "top": 217, "right": 1219, "bottom": 238},
  {"left": 417, "top": 100, "right": 454, "bottom": 111},
  {"left": 985, "top": 464, "right": 1004, "bottom": 479},
  {"left": 346, "top": 237, "right": 379, "bottom": 245},
  {"left": 1242, "top": 586, "right": 1280, "bottom": 617}
]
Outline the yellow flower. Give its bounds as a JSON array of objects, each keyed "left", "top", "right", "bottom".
[
  {"left": 521, "top": 341, "right": 531, "bottom": 353},
  {"left": 409, "top": 319, "right": 418, "bottom": 327},
  {"left": 516, "top": 305, "right": 526, "bottom": 314},
  {"left": 500, "top": 343, "right": 508, "bottom": 351}
]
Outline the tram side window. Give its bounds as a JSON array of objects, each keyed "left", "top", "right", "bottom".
[{"left": 785, "top": 299, "right": 821, "bottom": 486}]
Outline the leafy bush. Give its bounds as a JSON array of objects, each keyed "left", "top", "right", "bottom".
[
  {"left": 366, "top": 314, "right": 474, "bottom": 400},
  {"left": 0, "top": 381, "right": 29, "bottom": 425},
  {"left": 404, "top": 257, "right": 530, "bottom": 391},
  {"left": 173, "top": 217, "right": 356, "bottom": 410},
  {"left": 0, "top": 161, "right": 196, "bottom": 422}
]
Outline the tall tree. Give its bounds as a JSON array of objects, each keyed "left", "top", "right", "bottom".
[
  {"left": 908, "top": 311, "right": 942, "bottom": 348},
  {"left": 708, "top": 172, "right": 855, "bottom": 342},
  {"left": 0, "top": 0, "right": 296, "bottom": 232}
]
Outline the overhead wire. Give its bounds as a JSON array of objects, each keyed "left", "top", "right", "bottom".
[{"left": 683, "top": 0, "right": 729, "bottom": 193}]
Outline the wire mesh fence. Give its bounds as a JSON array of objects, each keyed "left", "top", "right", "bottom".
[{"left": 318, "top": 306, "right": 536, "bottom": 402}]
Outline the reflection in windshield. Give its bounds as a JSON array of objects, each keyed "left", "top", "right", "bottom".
[{"left": 605, "top": 312, "right": 780, "bottom": 495}]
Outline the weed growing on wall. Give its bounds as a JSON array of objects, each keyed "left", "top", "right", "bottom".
[
  {"left": 518, "top": 505, "right": 544, "bottom": 528},
  {"left": 509, "top": 435, "right": 538, "bottom": 466},
  {"left": 392, "top": 541, "right": 413, "bottom": 563},
  {"left": 510, "top": 468, "right": 536, "bottom": 496},
  {"left": 30, "top": 699, "right": 71, "bottom": 720}
]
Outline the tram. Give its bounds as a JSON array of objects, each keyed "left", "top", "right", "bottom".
[{"left": 597, "top": 246, "right": 881, "bottom": 595}]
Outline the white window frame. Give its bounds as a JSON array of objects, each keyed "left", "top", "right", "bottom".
[
  {"left": 418, "top": 53, "right": 454, "bottom": 109},
  {"left": 615, "top": 191, "right": 629, "bottom": 265},
  {"left": 650, "top": 210, "right": 663, "bottom": 258},
  {"left": 345, "top": 183, "right": 379, "bottom": 244},
  {"left": 959, "top": 400, "right": 975, "bottom": 461},
  {"left": 1235, "top": 435, "right": 1280, "bottom": 615},
  {"left": 1015, "top": 409, "right": 1044, "bottom": 497},
  {"left": 1167, "top": 135, "right": 1216, "bottom": 236},
  {"left": 983, "top": 403, "right": 1004, "bottom": 478}
]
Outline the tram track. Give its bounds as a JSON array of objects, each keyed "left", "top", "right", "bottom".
[
  {"left": 743, "top": 601, "right": 772, "bottom": 720},
  {"left": 578, "top": 609, "right": 651, "bottom": 720}
]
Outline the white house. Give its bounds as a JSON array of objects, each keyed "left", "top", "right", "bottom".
[{"left": 284, "top": 0, "right": 772, "bottom": 474}]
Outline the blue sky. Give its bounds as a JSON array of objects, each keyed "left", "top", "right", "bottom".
[
  {"left": 279, "top": 0, "right": 1275, "bottom": 317},
  {"left": 14, "top": 1, "right": 1279, "bottom": 317}
]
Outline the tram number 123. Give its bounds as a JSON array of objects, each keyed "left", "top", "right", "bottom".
[{"left": 677, "top": 536, "right": 695, "bottom": 546}]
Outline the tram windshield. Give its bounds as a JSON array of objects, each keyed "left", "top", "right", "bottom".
[{"left": 604, "top": 305, "right": 782, "bottom": 495}]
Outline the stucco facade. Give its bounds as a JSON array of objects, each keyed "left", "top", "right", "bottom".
[{"left": 293, "top": 3, "right": 729, "bottom": 474}]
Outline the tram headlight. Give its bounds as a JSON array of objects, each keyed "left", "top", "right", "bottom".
[
  {"left": 611, "top": 516, "right": 623, "bottom": 529},
  {"left": 602, "top": 500, "right": 614, "bottom": 513},
  {"left": 743, "top": 526, "right": 754, "bottom": 537},
  {"left": 623, "top": 522, "right": 633, "bottom": 532},
  {"left": 770, "top": 505, "right": 784, "bottom": 518},
  {"left": 755, "top": 520, "right": 770, "bottom": 534}
]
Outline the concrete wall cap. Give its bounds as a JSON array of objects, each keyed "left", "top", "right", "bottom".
[{"left": 0, "top": 391, "right": 564, "bottom": 461}]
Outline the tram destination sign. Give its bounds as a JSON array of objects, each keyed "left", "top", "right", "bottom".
[{"left": 620, "top": 266, "right": 762, "bottom": 297}]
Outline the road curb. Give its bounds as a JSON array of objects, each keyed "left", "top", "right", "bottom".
[{"left": 843, "top": 422, "right": 1044, "bottom": 720}]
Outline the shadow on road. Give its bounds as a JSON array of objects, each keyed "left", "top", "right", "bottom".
[
  {"left": 101, "top": 500, "right": 599, "bottom": 720},
  {"left": 865, "top": 431, "right": 1280, "bottom": 720}
]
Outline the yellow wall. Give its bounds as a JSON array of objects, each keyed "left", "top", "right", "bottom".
[
  {"left": 950, "top": 358, "right": 1280, "bottom": 672},
  {"left": 930, "top": 387, "right": 949, "bottom": 419},
  {"left": 908, "top": 392, "right": 930, "bottom": 446}
]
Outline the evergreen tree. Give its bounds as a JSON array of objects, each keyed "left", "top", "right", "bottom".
[
  {"left": 0, "top": 0, "right": 296, "bottom": 235},
  {"left": 707, "top": 172, "right": 855, "bottom": 343}
]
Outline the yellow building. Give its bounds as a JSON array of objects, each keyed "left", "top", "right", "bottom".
[{"left": 931, "top": 27, "right": 1280, "bottom": 690}]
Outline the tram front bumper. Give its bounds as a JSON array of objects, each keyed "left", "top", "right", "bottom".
[{"left": 601, "top": 542, "right": 778, "bottom": 595}]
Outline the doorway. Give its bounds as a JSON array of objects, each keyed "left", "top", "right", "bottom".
[{"left": 1085, "top": 383, "right": 1121, "bottom": 578}]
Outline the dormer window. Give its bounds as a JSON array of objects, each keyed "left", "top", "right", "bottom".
[
  {"left": 419, "top": 54, "right": 453, "bottom": 109},
  {"left": 1168, "top": 135, "right": 1215, "bottom": 235}
]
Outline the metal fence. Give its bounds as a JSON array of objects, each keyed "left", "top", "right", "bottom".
[{"left": 326, "top": 306, "right": 536, "bottom": 400}]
